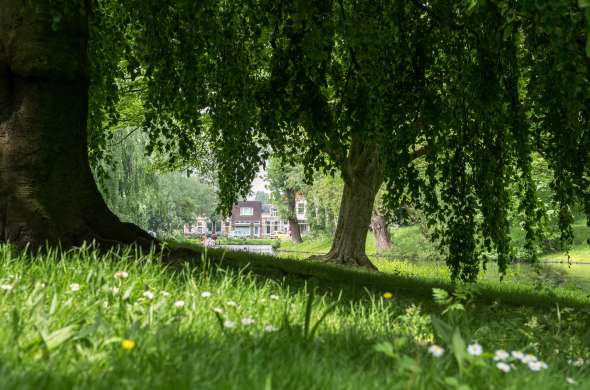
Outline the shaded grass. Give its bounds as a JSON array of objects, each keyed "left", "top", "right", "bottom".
[
  {"left": 0, "top": 245, "right": 589, "bottom": 389},
  {"left": 171, "top": 243, "right": 590, "bottom": 309}
]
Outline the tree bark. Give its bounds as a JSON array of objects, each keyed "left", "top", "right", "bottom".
[
  {"left": 0, "top": 1, "right": 153, "bottom": 249},
  {"left": 312, "top": 135, "right": 383, "bottom": 270},
  {"left": 286, "top": 189, "right": 303, "bottom": 243},
  {"left": 370, "top": 212, "right": 392, "bottom": 253}
]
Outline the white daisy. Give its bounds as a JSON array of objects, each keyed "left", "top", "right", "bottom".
[
  {"left": 213, "top": 307, "right": 224, "bottom": 314},
  {"left": 511, "top": 351, "right": 524, "bottom": 360},
  {"left": 428, "top": 345, "right": 445, "bottom": 358},
  {"left": 201, "top": 291, "right": 212, "bottom": 298},
  {"left": 568, "top": 358, "right": 585, "bottom": 367},
  {"left": 114, "top": 271, "right": 129, "bottom": 279},
  {"left": 225, "top": 300, "right": 238, "bottom": 307},
  {"left": 496, "top": 362, "right": 511, "bottom": 373},
  {"left": 174, "top": 300, "right": 185, "bottom": 308},
  {"left": 494, "top": 350, "right": 510, "bottom": 361},
  {"left": 143, "top": 291, "right": 155, "bottom": 300},
  {"left": 241, "top": 317, "right": 255, "bottom": 326},
  {"left": 70, "top": 283, "right": 80, "bottom": 292},
  {"left": 521, "top": 354, "right": 538, "bottom": 364},
  {"left": 264, "top": 324, "right": 279, "bottom": 333},
  {"left": 110, "top": 287, "right": 119, "bottom": 294},
  {"left": 270, "top": 294, "right": 279, "bottom": 300},
  {"left": 467, "top": 343, "right": 483, "bottom": 356},
  {"left": 0, "top": 284, "right": 13, "bottom": 291},
  {"left": 527, "top": 360, "right": 547, "bottom": 371},
  {"left": 566, "top": 377, "right": 577, "bottom": 385},
  {"left": 223, "top": 320, "right": 236, "bottom": 329}
]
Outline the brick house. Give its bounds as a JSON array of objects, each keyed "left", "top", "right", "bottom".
[
  {"left": 230, "top": 200, "right": 263, "bottom": 237},
  {"left": 184, "top": 196, "right": 309, "bottom": 239}
]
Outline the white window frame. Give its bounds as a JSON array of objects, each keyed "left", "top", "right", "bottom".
[{"left": 240, "top": 207, "right": 254, "bottom": 216}]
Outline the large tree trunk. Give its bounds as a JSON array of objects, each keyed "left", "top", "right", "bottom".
[
  {"left": 286, "top": 189, "right": 303, "bottom": 243},
  {"left": 0, "top": 1, "right": 153, "bottom": 248},
  {"left": 313, "top": 136, "right": 382, "bottom": 270},
  {"left": 370, "top": 212, "right": 392, "bottom": 253}
]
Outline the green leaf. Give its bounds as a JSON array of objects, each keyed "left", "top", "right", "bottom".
[
  {"left": 432, "top": 288, "right": 450, "bottom": 305},
  {"left": 42, "top": 325, "right": 77, "bottom": 351},
  {"left": 49, "top": 293, "right": 59, "bottom": 316},
  {"left": 309, "top": 292, "right": 341, "bottom": 339},
  {"left": 398, "top": 355, "right": 421, "bottom": 373},
  {"left": 430, "top": 315, "right": 453, "bottom": 343},
  {"left": 579, "top": 0, "right": 590, "bottom": 8},
  {"left": 374, "top": 341, "right": 396, "bottom": 358},
  {"left": 451, "top": 328, "right": 467, "bottom": 374},
  {"left": 303, "top": 288, "right": 314, "bottom": 338}
]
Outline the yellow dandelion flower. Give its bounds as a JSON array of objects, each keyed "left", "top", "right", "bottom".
[
  {"left": 383, "top": 292, "right": 393, "bottom": 300},
  {"left": 121, "top": 339, "right": 136, "bottom": 350}
]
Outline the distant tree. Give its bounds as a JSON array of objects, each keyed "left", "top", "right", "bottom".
[
  {"left": 254, "top": 191, "right": 270, "bottom": 204},
  {"left": 371, "top": 190, "right": 392, "bottom": 254},
  {"left": 305, "top": 173, "right": 343, "bottom": 233},
  {"left": 267, "top": 157, "right": 306, "bottom": 243},
  {"left": 99, "top": 131, "right": 217, "bottom": 235}
]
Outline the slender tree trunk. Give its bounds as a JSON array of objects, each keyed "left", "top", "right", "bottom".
[
  {"left": 314, "top": 136, "right": 383, "bottom": 270},
  {"left": 286, "top": 189, "right": 303, "bottom": 243},
  {"left": 370, "top": 212, "right": 392, "bottom": 253},
  {"left": 0, "top": 1, "right": 153, "bottom": 248}
]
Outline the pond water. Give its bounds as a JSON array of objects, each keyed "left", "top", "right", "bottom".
[{"left": 216, "top": 244, "right": 276, "bottom": 255}]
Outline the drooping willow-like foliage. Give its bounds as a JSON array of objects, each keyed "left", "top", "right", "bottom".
[{"left": 81, "top": 0, "right": 590, "bottom": 280}]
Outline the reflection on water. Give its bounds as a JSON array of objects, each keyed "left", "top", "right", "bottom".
[{"left": 217, "top": 244, "right": 275, "bottom": 255}]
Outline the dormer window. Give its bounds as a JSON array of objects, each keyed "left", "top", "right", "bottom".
[{"left": 240, "top": 207, "right": 254, "bottom": 216}]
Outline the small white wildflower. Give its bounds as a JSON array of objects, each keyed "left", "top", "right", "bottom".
[
  {"left": 270, "top": 294, "right": 279, "bottom": 300},
  {"left": 467, "top": 343, "right": 483, "bottom": 356},
  {"left": 566, "top": 377, "right": 577, "bottom": 385},
  {"left": 110, "top": 287, "right": 119, "bottom": 294},
  {"left": 143, "top": 291, "right": 155, "bottom": 300},
  {"left": 528, "top": 360, "right": 545, "bottom": 371},
  {"left": 496, "top": 362, "right": 511, "bottom": 373},
  {"left": 569, "top": 358, "right": 585, "bottom": 367},
  {"left": 521, "top": 354, "right": 538, "bottom": 364},
  {"left": 70, "top": 283, "right": 80, "bottom": 292},
  {"left": 264, "top": 324, "right": 278, "bottom": 333},
  {"left": 494, "top": 350, "right": 510, "bottom": 361},
  {"left": 223, "top": 320, "right": 236, "bottom": 329},
  {"left": 511, "top": 351, "right": 524, "bottom": 360},
  {"left": 213, "top": 307, "right": 224, "bottom": 314},
  {"left": 225, "top": 300, "right": 238, "bottom": 307},
  {"left": 174, "top": 300, "right": 185, "bottom": 308},
  {"left": 241, "top": 317, "right": 255, "bottom": 326},
  {"left": 161, "top": 291, "right": 171, "bottom": 297},
  {"left": 428, "top": 345, "right": 445, "bottom": 358},
  {"left": 114, "top": 271, "right": 129, "bottom": 279},
  {"left": 201, "top": 291, "right": 212, "bottom": 298},
  {"left": 0, "top": 284, "right": 13, "bottom": 291}
]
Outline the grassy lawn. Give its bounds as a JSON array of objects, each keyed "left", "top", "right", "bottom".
[
  {"left": 277, "top": 220, "right": 590, "bottom": 295},
  {"left": 0, "top": 245, "right": 589, "bottom": 389}
]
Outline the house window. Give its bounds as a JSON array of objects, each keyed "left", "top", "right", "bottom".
[
  {"left": 297, "top": 202, "right": 305, "bottom": 215},
  {"left": 240, "top": 207, "right": 254, "bottom": 216},
  {"left": 271, "top": 208, "right": 278, "bottom": 217}
]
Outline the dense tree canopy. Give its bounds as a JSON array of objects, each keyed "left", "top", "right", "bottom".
[{"left": 2, "top": 0, "right": 589, "bottom": 281}]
